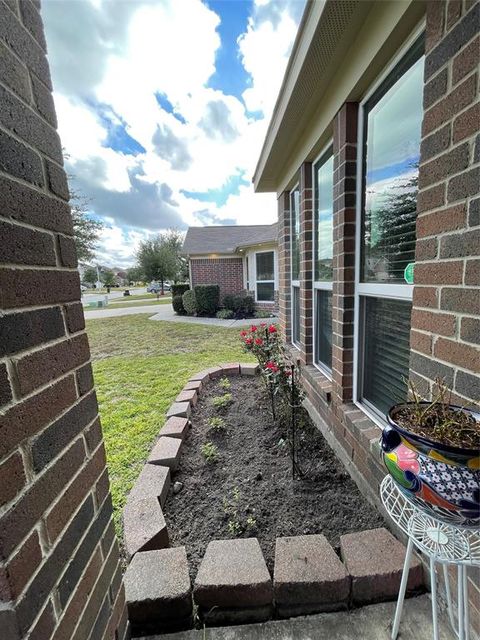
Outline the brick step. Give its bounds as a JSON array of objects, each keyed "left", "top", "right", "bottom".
[
  {"left": 125, "top": 547, "right": 192, "bottom": 636},
  {"left": 148, "top": 435, "right": 182, "bottom": 470},
  {"left": 123, "top": 496, "right": 169, "bottom": 561}
]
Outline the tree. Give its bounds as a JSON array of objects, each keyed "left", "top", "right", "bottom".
[
  {"left": 102, "top": 269, "right": 116, "bottom": 288},
  {"left": 163, "top": 229, "right": 188, "bottom": 282},
  {"left": 126, "top": 266, "right": 144, "bottom": 284},
  {"left": 68, "top": 183, "right": 103, "bottom": 263},
  {"left": 136, "top": 232, "right": 178, "bottom": 295},
  {"left": 83, "top": 266, "right": 97, "bottom": 285}
]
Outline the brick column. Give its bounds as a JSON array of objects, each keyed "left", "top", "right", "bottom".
[
  {"left": 299, "top": 162, "right": 314, "bottom": 365},
  {"left": 411, "top": 0, "right": 479, "bottom": 407},
  {"left": 331, "top": 103, "right": 358, "bottom": 403},
  {"left": 0, "top": 3, "right": 127, "bottom": 640},
  {"left": 277, "top": 191, "right": 291, "bottom": 341}
]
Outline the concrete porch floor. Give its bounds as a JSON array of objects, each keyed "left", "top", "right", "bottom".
[{"left": 143, "top": 595, "right": 456, "bottom": 640}]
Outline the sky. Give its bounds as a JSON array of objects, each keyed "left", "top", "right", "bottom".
[{"left": 42, "top": 0, "right": 306, "bottom": 268}]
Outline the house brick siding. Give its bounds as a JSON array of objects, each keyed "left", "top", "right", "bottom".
[
  {"left": 0, "top": 3, "right": 127, "bottom": 640},
  {"left": 278, "top": 1, "right": 479, "bottom": 631},
  {"left": 190, "top": 257, "right": 244, "bottom": 300}
]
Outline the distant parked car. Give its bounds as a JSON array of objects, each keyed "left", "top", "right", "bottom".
[{"left": 147, "top": 283, "right": 161, "bottom": 293}]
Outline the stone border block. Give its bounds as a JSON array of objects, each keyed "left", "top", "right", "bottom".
[
  {"left": 240, "top": 362, "right": 260, "bottom": 376},
  {"left": 128, "top": 463, "right": 170, "bottom": 507},
  {"left": 274, "top": 534, "right": 350, "bottom": 617},
  {"left": 183, "top": 379, "right": 202, "bottom": 392},
  {"left": 340, "top": 527, "right": 423, "bottom": 605},
  {"left": 194, "top": 538, "right": 272, "bottom": 623},
  {"left": 148, "top": 436, "right": 182, "bottom": 471},
  {"left": 125, "top": 547, "right": 192, "bottom": 635},
  {"left": 175, "top": 388, "right": 198, "bottom": 405},
  {"left": 219, "top": 363, "right": 240, "bottom": 376},
  {"left": 159, "top": 416, "right": 189, "bottom": 441},
  {"left": 123, "top": 497, "right": 169, "bottom": 561},
  {"left": 166, "top": 401, "right": 191, "bottom": 419}
]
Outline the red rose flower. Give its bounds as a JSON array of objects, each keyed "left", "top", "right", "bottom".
[
  {"left": 268, "top": 325, "right": 277, "bottom": 333},
  {"left": 265, "top": 361, "right": 279, "bottom": 373},
  {"left": 245, "top": 337, "right": 253, "bottom": 345},
  {"left": 250, "top": 325, "right": 258, "bottom": 333},
  {"left": 240, "top": 330, "right": 247, "bottom": 337},
  {"left": 260, "top": 323, "right": 267, "bottom": 328},
  {"left": 255, "top": 338, "right": 263, "bottom": 346}
]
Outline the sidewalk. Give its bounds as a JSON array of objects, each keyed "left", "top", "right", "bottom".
[{"left": 149, "top": 595, "right": 454, "bottom": 640}]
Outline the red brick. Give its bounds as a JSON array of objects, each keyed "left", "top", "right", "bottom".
[
  {"left": 15, "top": 333, "right": 90, "bottom": 396},
  {"left": 0, "top": 438, "right": 86, "bottom": 559},
  {"left": 45, "top": 444, "right": 106, "bottom": 543},
  {"left": 446, "top": 0, "right": 462, "bottom": 29},
  {"left": 419, "top": 142, "right": 469, "bottom": 189},
  {"left": 461, "top": 317, "right": 480, "bottom": 344},
  {"left": 426, "top": 0, "right": 445, "bottom": 52},
  {"left": 64, "top": 302, "right": 86, "bottom": 333},
  {"left": 411, "top": 309, "right": 457, "bottom": 336},
  {"left": 415, "top": 237, "right": 438, "bottom": 260},
  {"left": 416, "top": 204, "right": 466, "bottom": 237},
  {"left": 6, "top": 531, "right": 43, "bottom": 599},
  {"left": 28, "top": 600, "right": 56, "bottom": 640},
  {"left": 434, "top": 337, "right": 480, "bottom": 372},
  {"left": 410, "top": 330, "right": 433, "bottom": 355},
  {"left": 0, "top": 374, "right": 77, "bottom": 459},
  {"left": 0, "top": 268, "right": 80, "bottom": 309},
  {"left": 422, "top": 74, "right": 477, "bottom": 136},
  {"left": 0, "top": 363, "right": 13, "bottom": 408},
  {"left": 465, "top": 259, "right": 480, "bottom": 286},
  {"left": 441, "top": 287, "right": 480, "bottom": 314},
  {"left": 0, "top": 220, "right": 56, "bottom": 266},
  {"left": 452, "top": 35, "right": 480, "bottom": 84},
  {"left": 58, "top": 235, "right": 77, "bottom": 268},
  {"left": 417, "top": 183, "right": 446, "bottom": 213},
  {"left": 414, "top": 261, "right": 463, "bottom": 284},
  {"left": 0, "top": 452, "right": 26, "bottom": 508},
  {"left": 453, "top": 102, "right": 480, "bottom": 142}
]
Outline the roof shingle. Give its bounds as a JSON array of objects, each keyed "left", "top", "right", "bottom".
[{"left": 182, "top": 223, "right": 278, "bottom": 255}]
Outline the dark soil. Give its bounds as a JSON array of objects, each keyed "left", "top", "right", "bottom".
[
  {"left": 394, "top": 404, "right": 479, "bottom": 450},
  {"left": 165, "top": 376, "right": 384, "bottom": 579}
]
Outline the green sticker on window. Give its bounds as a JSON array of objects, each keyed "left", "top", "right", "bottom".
[{"left": 404, "top": 263, "right": 414, "bottom": 284}]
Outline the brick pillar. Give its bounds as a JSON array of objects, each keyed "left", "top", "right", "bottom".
[
  {"left": 277, "top": 191, "right": 291, "bottom": 341},
  {"left": 0, "top": 3, "right": 127, "bottom": 640},
  {"left": 331, "top": 103, "right": 358, "bottom": 404},
  {"left": 299, "top": 162, "right": 314, "bottom": 365},
  {"left": 411, "top": 0, "right": 479, "bottom": 407}
]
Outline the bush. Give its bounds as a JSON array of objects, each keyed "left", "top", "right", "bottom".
[
  {"left": 216, "top": 309, "right": 234, "bottom": 320},
  {"left": 194, "top": 284, "right": 220, "bottom": 315},
  {"left": 223, "top": 294, "right": 236, "bottom": 311},
  {"left": 171, "top": 283, "right": 190, "bottom": 297},
  {"left": 233, "top": 293, "right": 255, "bottom": 318},
  {"left": 254, "top": 310, "right": 272, "bottom": 319},
  {"left": 172, "top": 294, "right": 186, "bottom": 315},
  {"left": 182, "top": 289, "right": 197, "bottom": 315}
]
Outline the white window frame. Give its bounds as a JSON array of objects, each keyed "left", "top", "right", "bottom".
[
  {"left": 353, "top": 23, "right": 425, "bottom": 428},
  {"left": 290, "top": 183, "right": 301, "bottom": 349},
  {"left": 312, "top": 141, "right": 334, "bottom": 378},
  {"left": 254, "top": 250, "right": 275, "bottom": 304}
]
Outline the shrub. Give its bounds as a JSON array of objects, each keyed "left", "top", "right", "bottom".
[
  {"left": 201, "top": 441, "right": 219, "bottom": 462},
  {"left": 211, "top": 393, "right": 232, "bottom": 410},
  {"left": 194, "top": 284, "right": 220, "bottom": 315},
  {"left": 172, "top": 294, "right": 186, "bottom": 315},
  {"left": 254, "top": 310, "right": 272, "bottom": 319},
  {"left": 216, "top": 309, "right": 234, "bottom": 319},
  {"left": 182, "top": 289, "right": 197, "bottom": 315},
  {"left": 223, "top": 294, "right": 236, "bottom": 311},
  {"left": 218, "top": 376, "right": 231, "bottom": 389},
  {"left": 233, "top": 293, "right": 255, "bottom": 318},
  {"left": 171, "top": 283, "right": 190, "bottom": 297},
  {"left": 208, "top": 417, "right": 226, "bottom": 431}
]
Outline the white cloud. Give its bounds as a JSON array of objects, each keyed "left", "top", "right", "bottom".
[{"left": 43, "top": 0, "right": 304, "bottom": 267}]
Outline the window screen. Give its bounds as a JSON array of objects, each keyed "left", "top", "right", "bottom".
[{"left": 315, "top": 290, "right": 332, "bottom": 370}]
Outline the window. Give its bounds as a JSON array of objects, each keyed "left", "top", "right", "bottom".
[
  {"left": 290, "top": 185, "right": 300, "bottom": 347},
  {"left": 355, "top": 35, "right": 424, "bottom": 421},
  {"left": 313, "top": 149, "right": 333, "bottom": 371},
  {"left": 245, "top": 255, "right": 250, "bottom": 291},
  {"left": 256, "top": 251, "right": 275, "bottom": 302}
]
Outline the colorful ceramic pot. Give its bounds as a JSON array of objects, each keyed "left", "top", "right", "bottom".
[{"left": 381, "top": 403, "right": 480, "bottom": 528}]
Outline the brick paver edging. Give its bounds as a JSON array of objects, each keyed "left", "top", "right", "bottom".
[{"left": 123, "top": 362, "right": 423, "bottom": 634}]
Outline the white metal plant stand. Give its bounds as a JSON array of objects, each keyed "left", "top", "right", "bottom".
[{"left": 380, "top": 475, "right": 480, "bottom": 640}]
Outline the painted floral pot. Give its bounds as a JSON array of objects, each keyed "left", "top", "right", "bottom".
[{"left": 381, "top": 403, "right": 480, "bottom": 528}]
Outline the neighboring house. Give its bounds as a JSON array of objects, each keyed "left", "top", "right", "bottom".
[
  {"left": 254, "top": 0, "right": 479, "bottom": 625},
  {"left": 182, "top": 224, "right": 279, "bottom": 311}
]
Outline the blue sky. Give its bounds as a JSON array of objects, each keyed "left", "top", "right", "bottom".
[{"left": 42, "top": 0, "right": 305, "bottom": 267}]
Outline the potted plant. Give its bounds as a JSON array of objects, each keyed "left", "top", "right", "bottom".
[{"left": 381, "top": 379, "right": 480, "bottom": 527}]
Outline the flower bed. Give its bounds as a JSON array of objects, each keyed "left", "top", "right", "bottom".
[{"left": 165, "top": 372, "right": 384, "bottom": 577}]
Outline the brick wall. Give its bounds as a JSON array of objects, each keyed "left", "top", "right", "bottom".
[
  {"left": 410, "top": 0, "right": 479, "bottom": 406},
  {"left": 190, "top": 257, "right": 244, "bottom": 300},
  {"left": 0, "top": 2, "right": 127, "bottom": 639},
  {"left": 277, "top": 0, "right": 479, "bottom": 631},
  {"left": 299, "top": 162, "right": 314, "bottom": 366}
]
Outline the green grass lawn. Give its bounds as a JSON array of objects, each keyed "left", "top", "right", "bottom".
[
  {"left": 99, "top": 298, "right": 171, "bottom": 310},
  {"left": 87, "top": 314, "right": 253, "bottom": 535},
  {"left": 109, "top": 293, "right": 171, "bottom": 303}
]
